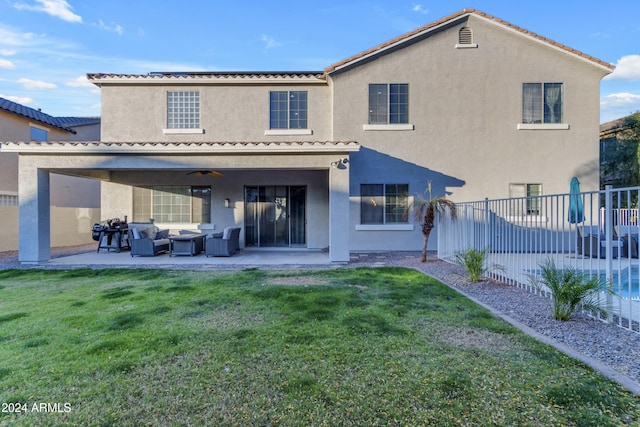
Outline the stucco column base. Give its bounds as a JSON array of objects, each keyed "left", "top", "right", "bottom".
[
  {"left": 329, "top": 161, "right": 350, "bottom": 263},
  {"left": 18, "top": 160, "right": 51, "bottom": 264}
]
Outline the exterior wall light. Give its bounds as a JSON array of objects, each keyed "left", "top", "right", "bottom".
[{"left": 224, "top": 198, "right": 230, "bottom": 208}]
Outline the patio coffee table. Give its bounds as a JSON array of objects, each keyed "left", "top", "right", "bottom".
[{"left": 168, "top": 234, "right": 206, "bottom": 256}]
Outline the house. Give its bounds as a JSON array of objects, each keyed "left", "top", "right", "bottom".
[
  {"left": 0, "top": 8, "right": 613, "bottom": 264},
  {"left": 0, "top": 96, "right": 101, "bottom": 252}
]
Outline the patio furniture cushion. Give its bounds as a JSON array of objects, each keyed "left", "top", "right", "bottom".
[{"left": 222, "top": 227, "right": 232, "bottom": 240}]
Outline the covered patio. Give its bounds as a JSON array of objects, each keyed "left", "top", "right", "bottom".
[{"left": 2, "top": 140, "right": 359, "bottom": 265}]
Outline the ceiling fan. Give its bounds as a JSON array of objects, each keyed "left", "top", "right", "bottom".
[{"left": 186, "top": 170, "right": 223, "bottom": 179}]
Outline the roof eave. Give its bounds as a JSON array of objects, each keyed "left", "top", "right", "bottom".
[
  {"left": 0, "top": 141, "right": 361, "bottom": 155},
  {"left": 87, "top": 73, "right": 328, "bottom": 86}
]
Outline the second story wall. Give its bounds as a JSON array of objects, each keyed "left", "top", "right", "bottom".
[
  {"left": 329, "top": 14, "right": 610, "bottom": 201},
  {"left": 98, "top": 76, "right": 332, "bottom": 142}
]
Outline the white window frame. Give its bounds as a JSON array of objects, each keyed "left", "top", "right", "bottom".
[
  {"left": 163, "top": 91, "right": 203, "bottom": 134},
  {"left": 265, "top": 91, "right": 312, "bottom": 136},
  {"left": 365, "top": 84, "right": 414, "bottom": 131},
  {"left": 519, "top": 82, "right": 568, "bottom": 130}
]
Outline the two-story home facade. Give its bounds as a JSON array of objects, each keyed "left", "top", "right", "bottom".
[{"left": 1, "top": 9, "right": 613, "bottom": 264}]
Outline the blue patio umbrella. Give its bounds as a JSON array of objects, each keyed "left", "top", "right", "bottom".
[{"left": 568, "top": 176, "right": 584, "bottom": 224}]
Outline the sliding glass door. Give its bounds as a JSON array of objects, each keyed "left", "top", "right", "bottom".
[{"left": 245, "top": 185, "right": 306, "bottom": 247}]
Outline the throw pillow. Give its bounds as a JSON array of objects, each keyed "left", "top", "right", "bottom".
[
  {"left": 132, "top": 228, "right": 141, "bottom": 239},
  {"left": 146, "top": 226, "right": 158, "bottom": 240},
  {"left": 156, "top": 229, "right": 169, "bottom": 239},
  {"left": 222, "top": 227, "right": 231, "bottom": 240}
]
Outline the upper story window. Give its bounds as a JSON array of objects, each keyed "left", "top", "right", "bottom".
[
  {"left": 270, "top": 91, "right": 307, "bottom": 129},
  {"left": 167, "top": 91, "right": 200, "bottom": 129},
  {"left": 30, "top": 125, "right": 48, "bottom": 141},
  {"left": 522, "top": 83, "right": 563, "bottom": 124},
  {"left": 361, "top": 183, "right": 409, "bottom": 224},
  {"left": 369, "top": 84, "right": 409, "bottom": 125}
]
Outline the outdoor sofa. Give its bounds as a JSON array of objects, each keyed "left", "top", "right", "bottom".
[
  {"left": 205, "top": 227, "right": 241, "bottom": 257},
  {"left": 128, "top": 223, "right": 170, "bottom": 257}
]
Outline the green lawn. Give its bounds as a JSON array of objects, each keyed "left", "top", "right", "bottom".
[{"left": 0, "top": 267, "right": 637, "bottom": 426}]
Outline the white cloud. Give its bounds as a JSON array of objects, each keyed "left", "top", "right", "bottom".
[
  {"left": 260, "top": 35, "right": 282, "bottom": 50},
  {"left": 66, "top": 75, "right": 92, "bottom": 88},
  {"left": 0, "top": 93, "right": 34, "bottom": 105},
  {"left": 0, "top": 59, "right": 15, "bottom": 69},
  {"left": 600, "top": 92, "right": 640, "bottom": 123},
  {"left": 412, "top": 4, "right": 429, "bottom": 14},
  {"left": 0, "top": 49, "right": 17, "bottom": 55},
  {"left": 95, "top": 19, "right": 124, "bottom": 35},
  {"left": 17, "top": 77, "right": 57, "bottom": 90},
  {"left": 0, "top": 27, "right": 37, "bottom": 46},
  {"left": 604, "top": 55, "right": 640, "bottom": 81},
  {"left": 601, "top": 92, "right": 640, "bottom": 108},
  {"left": 14, "top": 0, "right": 82, "bottom": 23}
]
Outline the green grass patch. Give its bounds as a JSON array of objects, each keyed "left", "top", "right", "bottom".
[{"left": 0, "top": 267, "right": 637, "bottom": 426}]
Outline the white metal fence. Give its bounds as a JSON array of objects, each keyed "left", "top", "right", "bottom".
[{"left": 438, "top": 185, "right": 640, "bottom": 333}]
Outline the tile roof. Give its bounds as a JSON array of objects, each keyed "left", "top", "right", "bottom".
[
  {"left": 0, "top": 140, "right": 360, "bottom": 154},
  {"left": 57, "top": 117, "right": 101, "bottom": 127},
  {"left": 88, "top": 71, "right": 325, "bottom": 82},
  {"left": 0, "top": 97, "right": 100, "bottom": 133},
  {"left": 324, "top": 8, "right": 615, "bottom": 73}
]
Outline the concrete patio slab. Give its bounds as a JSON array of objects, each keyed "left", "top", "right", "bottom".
[{"left": 46, "top": 248, "right": 331, "bottom": 267}]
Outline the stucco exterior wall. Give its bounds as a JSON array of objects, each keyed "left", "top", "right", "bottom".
[
  {"left": 332, "top": 15, "right": 605, "bottom": 200},
  {"left": 329, "top": 16, "right": 608, "bottom": 250},
  {"left": 0, "top": 206, "right": 100, "bottom": 252},
  {"left": 100, "top": 84, "right": 332, "bottom": 142}
]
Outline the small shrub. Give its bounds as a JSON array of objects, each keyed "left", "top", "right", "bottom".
[
  {"left": 529, "top": 259, "right": 610, "bottom": 321},
  {"left": 454, "top": 248, "right": 503, "bottom": 283}
]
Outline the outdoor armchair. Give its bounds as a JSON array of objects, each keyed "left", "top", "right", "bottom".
[{"left": 205, "top": 227, "right": 241, "bottom": 257}]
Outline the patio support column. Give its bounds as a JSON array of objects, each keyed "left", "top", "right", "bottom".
[
  {"left": 329, "top": 161, "right": 350, "bottom": 263},
  {"left": 18, "top": 158, "right": 50, "bottom": 264}
]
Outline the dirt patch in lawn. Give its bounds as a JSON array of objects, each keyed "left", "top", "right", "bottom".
[{"left": 265, "top": 276, "right": 331, "bottom": 286}]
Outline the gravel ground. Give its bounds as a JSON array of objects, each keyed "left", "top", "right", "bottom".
[{"left": 1, "top": 246, "right": 639, "bottom": 393}]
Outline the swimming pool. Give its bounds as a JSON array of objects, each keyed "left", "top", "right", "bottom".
[
  {"left": 602, "top": 266, "right": 640, "bottom": 300},
  {"left": 527, "top": 267, "right": 640, "bottom": 300}
]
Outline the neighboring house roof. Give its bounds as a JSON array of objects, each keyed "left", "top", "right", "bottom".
[
  {"left": 324, "top": 8, "right": 615, "bottom": 74},
  {"left": 0, "top": 97, "right": 101, "bottom": 134},
  {"left": 600, "top": 116, "right": 639, "bottom": 140},
  {"left": 0, "top": 140, "right": 360, "bottom": 154},
  {"left": 57, "top": 116, "right": 101, "bottom": 128}
]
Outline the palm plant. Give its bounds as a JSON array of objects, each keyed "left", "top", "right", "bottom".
[
  {"left": 411, "top": 181, "right": 457, "bottom": 262},
  {"left": 454, "top": 247, "right": 504, "bottom": 283},
  {"left": 529, "top": 259, "right": 610, "bottom": 321}
]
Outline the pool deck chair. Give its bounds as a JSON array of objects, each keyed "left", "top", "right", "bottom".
[
  {"left": 578, "top": 225, "right": 624, "bottom": 259},
  {"left": 615, "top": 225, "right": 640, "bottom": 258}
]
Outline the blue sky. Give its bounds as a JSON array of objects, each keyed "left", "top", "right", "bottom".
[{"left": 0, "top": 0, "right": 639, "bottom": 123}]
